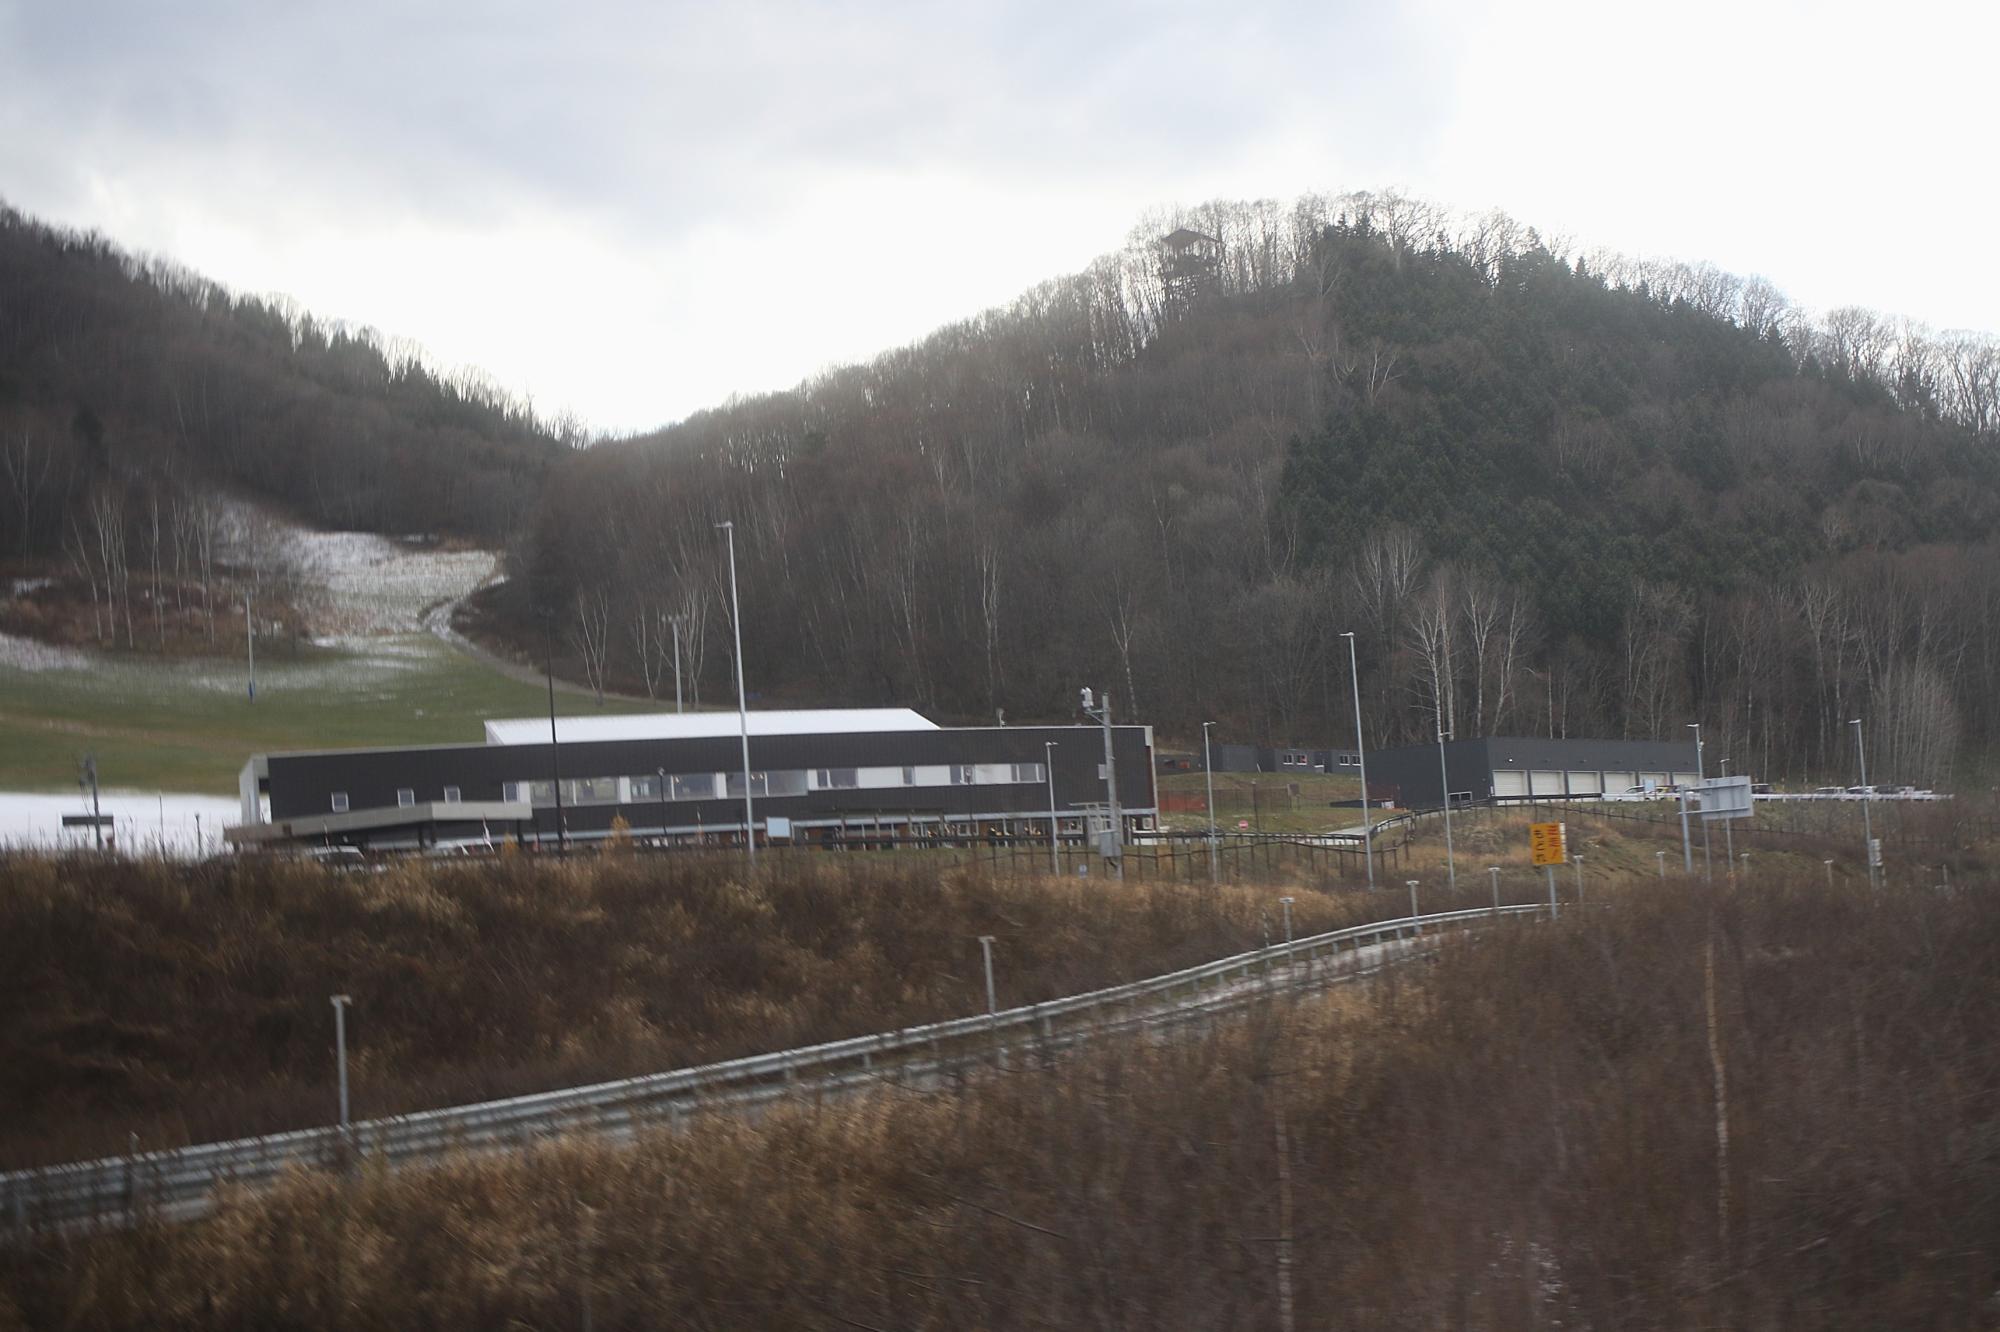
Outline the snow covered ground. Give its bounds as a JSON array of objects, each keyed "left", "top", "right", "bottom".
[
  {"left": 0, "top": 630, "right": 91, "bottom": 672},
  {"left": 3, "top": 501, "right": 500, "bottom": 693},
  {"left": 0, "top": 790, "right": 241, "bottom": 859},
  {"left": 283, "top": 529, "right": 498, "bottom": 639}
]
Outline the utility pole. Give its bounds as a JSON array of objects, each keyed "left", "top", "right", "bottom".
[
  {"left": 1341, "top": 631, "right": 1373, "bottom": 891},
  {"left": 657, "top": 766, "right": 669, "bottom": 845},
  {"left": 1080, "top": 688, "right": 1121, "bottom": 879},
  {"left": 1202, "top": 722, "right": 1218, "bottom": 884},
  {"left": 718, "top": 521, "right": 754, "bottom": 870}
]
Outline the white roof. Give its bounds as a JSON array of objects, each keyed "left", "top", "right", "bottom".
[{"left": 482, "top": 708, "right": 938, "bottom": 746}]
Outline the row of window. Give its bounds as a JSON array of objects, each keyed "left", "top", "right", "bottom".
[
  {"left": 1278, "top": 752, "right": 1361, "bottom": 767},
  {"left": 502, "top": 763, "right": 1049, "bottom": 809},
  {"left": 327, "top": 763, "right": 1052, "bottom": 814},
  {"left": 330, "top": 787, "right": 462, "bottom": 813}
]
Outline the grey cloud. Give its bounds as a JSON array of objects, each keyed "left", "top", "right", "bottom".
[{"left": 3, "top": 0, "right": 1436, "bottom": 241}]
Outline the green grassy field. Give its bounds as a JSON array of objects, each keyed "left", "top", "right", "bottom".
[
  {"left": 1155, "top": 769, "right": 1382, "bottom": 833},
  {"left": 0, "top": 636, "right": 657, "bottom": 795}
]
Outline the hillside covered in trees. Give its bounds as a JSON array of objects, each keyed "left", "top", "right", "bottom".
[
  {"left": 509, "top": 191, "right": 2000, "bottom": 788},
  {"left": 0, "top": 201, "right": 569, "bottom": 566}
]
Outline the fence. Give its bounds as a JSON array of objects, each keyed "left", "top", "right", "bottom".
[
  {"left": 1, "top": 904, "right": 1543, "bottom": 1233},
  {"left": 1531, "top": 795, "right": 1995, "bottom": 857}
]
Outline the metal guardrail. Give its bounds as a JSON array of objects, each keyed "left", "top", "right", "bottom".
[{"left": 2, "top": 903, "right": 1542, "bottom": 1232}]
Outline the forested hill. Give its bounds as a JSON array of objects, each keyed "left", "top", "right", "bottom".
[
  {"left": 527, "top": 191, "right": 1994, "bottom": 785},
  {"left": 0, "top": 203, "right": 569, "bottom": 554}
]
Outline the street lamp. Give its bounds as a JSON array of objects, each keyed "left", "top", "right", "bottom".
[
  {"left": 1341, "top": 631, "right": 1373, "bottom": 891},
  {"left": 656, "top": 766, "right": 669, "bottom": 846},
  {"left": 1044, "top": 740, "right": 1060, "bottom": 877},
  {"left": 1080, "top": 688, "right": 1122, "bottom": 880},
  {"left": 1718, "top": 755, "right": 1736, "bottom": 878},
  {"left": 1688, "top": 722, "right": 1711, "bottom": 882},
  {"left": 1202, "top": 722, "right": 1218, "bottom": 884},
  {"left": 716, "top": 521, "right": 754, "bottom": 869},
  {"left": 1436, "top": 721, "right": 1456, "bottom": 892},
  {"left": 1851, "top": 718, "right": 1876, "bottom": 889}
]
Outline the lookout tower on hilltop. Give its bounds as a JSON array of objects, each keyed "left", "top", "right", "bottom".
[{"left": 1158, "top": 227, "right": 1221, "bottom": 320}]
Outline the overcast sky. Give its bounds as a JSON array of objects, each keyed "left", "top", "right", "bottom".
[{"left": 3, "top": 0, "right": 1993, "bottom": 435}]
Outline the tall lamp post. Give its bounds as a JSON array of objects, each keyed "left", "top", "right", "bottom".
[
  {"left": 1851, "top": 718, "right": 1876, "bottom": 890},
  {"left": 1688, "top": 722, "right": 1711, "bottom": 882},
  {"left": 1340, "top": 631, "right": 1373, "bottom": 891},
  {"left": 1080, "top": 688, "right": 1122, "bottom": 880},
  {"left": 1202, "top": 721, "right": 1218, "bottom": 884},
  {"left": 545, "top": 613, "right": 566, "bottom": 851},
  {"left": 1044, "top": 740, "right": 1060, "bottom": 877},
  {"left": 1718, "top": 756, "right": 1736, "bottom": 879},
  {"left": 1436, "top": 721, "right": 1456, "bottom": 892},
  {"left": 716, "top": 521, "right": 754, "bottom": 869}
]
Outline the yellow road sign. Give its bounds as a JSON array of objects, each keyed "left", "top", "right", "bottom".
[{"left": 1530, "top": 821, "right": 1568, "bottom": 866}]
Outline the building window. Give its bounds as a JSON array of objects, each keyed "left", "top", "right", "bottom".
[
  {"left": 397, "top": 788, "right": 415, "bottom": 808},
  {"left": 331, "top": 792, "right": 349, "bottom": 813},
  {"left": 902, "top": 766, "right": 916, "bottom": 785},
  {"left": 949, "top": 764, "right": 975, "bottom": 785},
  {"left": 672, "top": 773, "right": 715, "bottom": 801},
  {"left": 816, "top": 767, "right": 860, "bottom": 789},
  {"left": 442, "top": 786, "right": 461, "bottom": 803},
  {"left": 1010, "top": 763, "right": 1045, "bottom": 783}
]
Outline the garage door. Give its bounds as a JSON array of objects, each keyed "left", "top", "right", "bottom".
[
  {"left": 1491, "top": 770, "right": 1528, "bottom": 798},
  {"left": 1529, "top": 770, "right": 1565, "bottom": 796},
  {"left": 1603, "top": 770, "right": 1636, "bottom": 795},
  {"left": 1672, "top": 772, "right": 1700, "bottom": 788},
  {"left": 1566, "top": 771, "right": 1603, "bottom": 796},
  {"left": 1640, "top": 771, "right": 1669, "bottom": 790}
]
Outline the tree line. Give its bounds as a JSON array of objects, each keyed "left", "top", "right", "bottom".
[
  {"left": 0, "top": 201, "right": 568, "bottom": 588},
  {"left": 502, "top": 190, "right": 2000, "bottom": 788}
]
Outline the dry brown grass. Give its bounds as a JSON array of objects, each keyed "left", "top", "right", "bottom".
[
  {"left": 7, "top": 865, "right": 1996, "bottom": 1330},
  {"left": 0, "top": 850, "right": 1379, "bottom": 1168}
]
